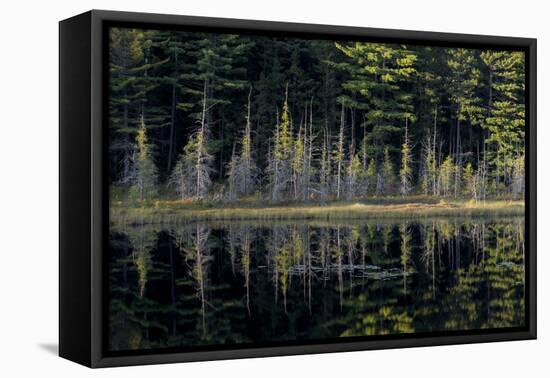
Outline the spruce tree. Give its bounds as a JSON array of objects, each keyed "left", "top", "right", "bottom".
[
  {"left": 226, "top": 88, "right": 258, "bottom": 199},
  {"left": 420, "top": 130, "right": 438, "bottom": 196},
  {"left": 439, "top": 156, "right": 455, "bottom": 197},
  {"left": 379, "top": 147, "right": 396, "bottom": 195},
  {"left": 292, "top": 123, "right": 305, "bottom": 200},
  {"left": 463, "top": 162, "right": 475, "bottom": 198},
  {"left": 318, "top": 127, "right": 331, "bottom": 203},
  {"left": 268, "top": 86, "right": 294, "bottom": 201},
  {"left": 365, "top": 159, "right": 377, "bottom": 196},
  {"left": 130, "top": 116, "right": 158, "bottom": 202},
  {"left": 399, "top": 118, "right": 414, "bottom": 196},
  {"left": 511, "top": 154, "right": 525, "bottom": 199},
  {"left": 170, "top": 80, "right": 214, "bottom": 199},
  {"left": 333, "top": 103, "right": 346, "bottom": 199},
  {"left": 346, "top": 154, "right": 362, "bottom": 199}
]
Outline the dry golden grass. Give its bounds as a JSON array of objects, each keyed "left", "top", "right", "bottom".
[{"left": 110, "top": 198, "right": 524, "bottom": 226}]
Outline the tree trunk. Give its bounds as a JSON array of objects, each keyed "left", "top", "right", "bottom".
[
  {"left": 336, "top": 103, "right": 345, "bottom": 199},
  {"left": 167, "top": 49, "right": 178, "bottom": 172}
]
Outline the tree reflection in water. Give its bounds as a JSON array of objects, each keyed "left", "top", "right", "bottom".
[{"left": 108, "top": 217, "right": 525, "bottom": 352}]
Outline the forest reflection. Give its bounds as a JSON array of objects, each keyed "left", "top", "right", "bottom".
[{"left": 108, "top": 218, "right": 525, "bottom": 352}]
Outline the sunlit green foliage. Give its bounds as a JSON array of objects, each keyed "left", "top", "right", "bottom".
[{"left": 109, "top": 28, "right": 525, "bottom": 206}]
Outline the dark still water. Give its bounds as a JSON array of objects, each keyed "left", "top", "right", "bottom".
[{"left": 108, "top": 218, "right": 525, "bottom": 352}]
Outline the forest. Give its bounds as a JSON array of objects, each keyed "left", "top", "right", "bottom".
[{"left": 108, "top": 27, "right": 526, "bottom": 211}]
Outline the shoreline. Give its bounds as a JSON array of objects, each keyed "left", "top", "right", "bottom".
[{"left": 110, "top": 199, "right": 525, "bottom": 226}]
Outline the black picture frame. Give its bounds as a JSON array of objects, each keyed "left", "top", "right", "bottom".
[{"left": 59, "top": 9, "right": 537, "bottom": 368}]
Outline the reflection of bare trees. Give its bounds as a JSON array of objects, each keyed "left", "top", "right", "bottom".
[
  {"left": 227, "top": 225, "right": 255, "bottom": 316},
  {"left": 400, "top": 223, "right": 411, "bottom": 295},
  {"left": 334, "top": 227, "right": 344, "bottom": 310},
  {"left": 421, "top": 223, "right": 437, "bottom": 299},
  {"left": 110, "top": 218, "right": 526, "bottom": 350},
  {"left": 126, "top": 223, "right": 156, "bottom": 298},
  {"left": 175, "top": 224, "right": 212, "bottom": 337}
]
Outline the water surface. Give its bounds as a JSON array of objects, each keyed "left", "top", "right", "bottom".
[{"left": 108, "top": 217, "right": 525, "bottom": 352}]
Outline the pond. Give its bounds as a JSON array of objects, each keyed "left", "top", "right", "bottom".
[{"left": 108, "top": 217, "right": 525, "bottom": 352}]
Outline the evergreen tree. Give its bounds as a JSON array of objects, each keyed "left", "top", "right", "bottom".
[
  {"left": 170, "top": 81, "right": 214, "bottom": 199},
  {"left": 481, "top": 51, "right": 525, "bottom": 195},
  {"left": 439, "top": 156, "right": 455, "bottom": 197},
  {"left": 109, "top": 28, "right": 168, "bottom": 183},
  {"left": 226, "top": 88, "right": 259, "bottom": 199},
  {"left": 318, "top": 127, "right": 331, "bottom": 203},
  {"left": 511, "top": 154, "right": 525, "bottom": 199},
  {"left": 420, "top": 130, "right": 438, "bottom": 196},
  {"left": 155, "top": 31, "right": 193, "bottom": 173},
  {"left": 346, "top": 154, "right": 362, "bottom": 199},
  {"left": 129, "top": 116, "right": 158, "bottom": 202},
  {"left": 292, "top": 122, "right": 306, "bottom": 200},
  {"left": 268, "top": 86, "right": 294, "bottom": 201},
  {"left": 463, "top": 162, "right": 475, "bottom": 197},
  {"left": 226, "top": 143, "right": 240, "bottom": 201},
  {"left": 365, "top": 159, "right": 377, "bottom": 196},
  {"left": 333, "top": 103, "right": 346, "bottom": 199},
  {"left": 379, "top": 147, "right": 396, "bottom": 195},
  {"left": 447, "top": 48, "right": 483, "bottom": 196},
  {"left": 178, "top": 33, "right": 249, "bottom": 178},
  {"left": 400, "top": 118, "right": 414, "bottom": 195},
  {"left": 335, "top": 42, "right": 417, "bottom": 159}
]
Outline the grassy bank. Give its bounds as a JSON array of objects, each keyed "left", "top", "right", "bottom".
[{"left": 110, "top": 197, "right": 524, "bottom": 226}]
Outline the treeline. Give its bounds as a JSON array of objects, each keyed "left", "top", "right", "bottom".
[{"left": 109, "top": 28, "right": 525, "bottom": 203}]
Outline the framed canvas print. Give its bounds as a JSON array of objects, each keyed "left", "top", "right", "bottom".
[{"left": 59, "top": 10, "right": 536, "bottom": 368}]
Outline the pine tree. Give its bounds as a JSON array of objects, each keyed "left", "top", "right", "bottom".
[
  {"left": 379, "top": 147, "right": 396, "bottom": 195},
  {"left": 157, "top": 31, "right": 191, "bottom": 173},
  {"left": 463, "top": 162, "right": 475, "bottom": 197},
  {"left": 268, "top": 86, "right": 294, "bottom": 202},
  {"left": 333, "top": 103, "right": 346, "bottom": 199},
  {"left": 511, "top": 154, "right": 525, "bottom": 199},
  {"left": 129, "top": 116, "right": 158, "bottom": 202},
  {"left": 447, "top": 48, "right": 483, "bottom": 196},
  {"left": 240, "top": 88, "right": 258, "bottom": 195},
  {"left": 292, "top": 122, "right": 305, "bottom": 200},
  {"left": 475, "top": 158, "right": 488, "bottom": 202},
  {"left": 440, "top": 156, "right": 455, "bottom": 197},
  {"left": 420, "top": 130, "right": 438, "bottom": 196},
  {"left": 252, "top": 39, "right": 286, "bottom": 169},
  {"left": 358, "top": 132, "right": 370, "bottom": 195},
  {"left": 109, "top": 28, "right": 168, "bottom": 183},
  {"left": 399, "top": 118, "right": 414, "bottom": 196},
  {"left": 481, "top": 51, "right": 525, "bottom": 195},
  {"left": 365, "top": 159, "right": 377, "bottom": 196},
  {"left": 335, "top": 42, "right": 417, "bottom": 159},
  {"left": 346, "top": 154, "right": 362, "bottom": 199},
  {"left": 226, "top": 143, "right": 240, "bottom": 201},
  {"left": 226, "top": 88, "right": 259, "bottom": 200},
  {"left": 304, "top": 99, "right": 316, "bottom": 201},
  {"left": 318, "top": 127, "right": 331, "bottom": 203},
  {"left": 170, "top": 80, "right": 214, "bottom": 199},
  {"left": 178, "top": 33, "right": 249, "bottom": 178}
]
